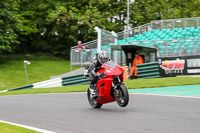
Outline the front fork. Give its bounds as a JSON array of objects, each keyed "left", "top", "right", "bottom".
[{"left": 112, "top": 77, "right": 124, "bottom": 96}]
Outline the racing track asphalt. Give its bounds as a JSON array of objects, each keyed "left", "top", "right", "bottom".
[{"left": 0, "top": 93, "right": 200, "bottom": 133}]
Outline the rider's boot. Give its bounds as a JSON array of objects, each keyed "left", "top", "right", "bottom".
[{"left": 89, "top": 84, "right": 98, "bottom": 98}]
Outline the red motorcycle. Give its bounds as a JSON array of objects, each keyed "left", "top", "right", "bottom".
[{"left": 85, "top": 60, "right": 129, "bottom": 108}]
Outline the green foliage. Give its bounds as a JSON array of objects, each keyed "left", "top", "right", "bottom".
[
  {"left": 1, "top": 0, "right": 200, "bottom": 57},
  {"left": 0, "top": 0, "right": 129, "bottom": 57},
  {"left": 0, "top": 0, "right": 20, "bottom": 53},
  {"left": 130, "top": 0, "right": 200, "bottom": 27}
]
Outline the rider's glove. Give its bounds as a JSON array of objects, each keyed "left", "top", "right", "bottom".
[
  {"left": 98, "top": 72, "right": 106, "bottom": 80},
  {"left": 96, "top": 73, "right": 101, "bottom": 77}
]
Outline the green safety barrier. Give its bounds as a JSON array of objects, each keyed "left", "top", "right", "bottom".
[
  {"left": 137, "top": 65, "right": 158, "bottom": 71},
  {"left": 62, "top": 74, "right": 86, "bottom": 83},
  {"left": 7, "top": 84, "right": 33, "bottom": 91},
  {"left": 137, "top": 62, "right": 160, "bottom": 79},
  {"left": 62, "top": 74, "right": 89, "bottom": 86},
  {"left": 63, "top": 79, "right": 90, "bottom": 86},
  {"left": 61, "top": 74, "right": 85, "bottom": 80},
  {"left": 2, "top": 74, "right": 89, "bottom": 92}
]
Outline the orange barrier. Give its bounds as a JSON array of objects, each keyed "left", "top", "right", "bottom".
[{"left": 122, "top": 66, "right": 128, "bottom": 80}]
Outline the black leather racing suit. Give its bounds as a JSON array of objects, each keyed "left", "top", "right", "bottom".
[{"left": 87, "top": 54, "right": 102, "bottom": 85}]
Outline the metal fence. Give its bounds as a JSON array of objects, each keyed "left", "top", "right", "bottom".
[
  {"left": 151, "top": 17, "right": 200, "bottom": 30},
  {"left": 71, "top": 48, "right": 113, "bottom": 67},
  {"left": 71, "top": 49, "right": 96, "bottom": 67},
  {"left": 71, "top": 39, "right": 98, "bottom": 50},
  {"left": 71, "top": 17, "right": 200, "bottom": 50},
  {"left": 71, "top": 17, "right": 200, "bottom": 67}
]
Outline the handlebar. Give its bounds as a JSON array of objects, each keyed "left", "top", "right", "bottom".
[{"left": 96, "top": 67, "right": 105, "bottom": 70}]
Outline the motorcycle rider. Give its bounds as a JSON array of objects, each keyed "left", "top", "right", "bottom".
[{"left": 87, "top": 50, "right": 109, "bottom": 97}]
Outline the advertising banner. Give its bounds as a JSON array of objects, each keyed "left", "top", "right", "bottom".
[{"left": 158, "top": 55, "right": 200, "bottom": 77}]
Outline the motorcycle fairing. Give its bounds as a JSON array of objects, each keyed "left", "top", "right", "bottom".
[
  {"left": 96, "top": 77, "right": 115, "bottom": 104},
  {"left": 95, "top": 61, "right": 124, "bottom": 104}
]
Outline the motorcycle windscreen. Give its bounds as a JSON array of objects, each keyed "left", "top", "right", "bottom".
[
  {"left": 103, "top": 60, "right": 116, "bottom": 68},
  {"left": 102, "top": 61, "right": 124, "bottom": 76}
]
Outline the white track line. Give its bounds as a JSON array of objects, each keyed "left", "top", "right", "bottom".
[
  {"left": 130, "top": 93, "right": 200, "bottom": 99},
  {"left": 0, "top": 90, "right": 8, "bottom": 93},
  {"left": 0, "top": 120, "right": 55, "bottom": 133}
]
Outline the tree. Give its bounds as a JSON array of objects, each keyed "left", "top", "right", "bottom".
[
  {"left": 129, "top": 0, "right": 200, "bottom": 27},
  {"left": 0, "top": 0, "right": 20, "bottom": 53},
  {"left": 14, "top": 0, "right": 129, "bottom": 57},
  {"left": 3, "top": 0, "right": 200, "bottom": 57}
]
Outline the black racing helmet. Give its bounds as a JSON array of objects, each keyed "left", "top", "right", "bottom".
[{"left": 97, "top": 50, "right": 109, "bottom": 64}]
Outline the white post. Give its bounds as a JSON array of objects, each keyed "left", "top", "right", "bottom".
[
  {"left": 24, "top": 60, "right": 31, "bottom": 85},
  {"left": 80, "top": 50, "right": 83, "bottom": 68},
  {"left": 111, "top": 31, "right": 118, "bottom": 43},
  {"left": 111, "top": 31, "right": 118, "bottom": 64},
  {"left": 24, "top": 63, "right": 29, "bottom": 85},
  {"left": 94, "top": 26, "right": 101, "bottom": 52},
  {"left": 70, "top": 50, "right": 72, "bottom": 71}
]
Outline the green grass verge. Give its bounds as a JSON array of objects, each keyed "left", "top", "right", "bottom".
[
  {"left": 0, "top": 85, "right": 88, "bottom": 96},
  {"left": 125, "top": 77, "right": 200, "bottom": 89},
  {"left": 0, "top": 122, "right": 38, "bottom": 133},
  {"left": 1, "top": 77, "right": 200, "bottom": 96},
  {"left": 0, "top": 60, "right": 79, "bottom": 91}
]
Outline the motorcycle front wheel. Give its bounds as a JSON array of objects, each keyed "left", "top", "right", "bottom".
[
  {"left": 87, "top": 88, "right": 102, "bottom": 108},
  {"left": 114, "top": 84, "right": 129, "bottom": 107}
]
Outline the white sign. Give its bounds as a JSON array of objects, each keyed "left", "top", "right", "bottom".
[
  {"left": 187, "top": 69, "right": 200, "bottom": 73},
  {"left": 187, "top": 58, "right": 200, "bottom": 67}
]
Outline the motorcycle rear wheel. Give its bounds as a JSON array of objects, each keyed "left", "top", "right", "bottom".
[
  {"left": 114, "top": 84, "right": 129, "bottom": 107},
  {"left": 87, "top": 88, "right": 102, "bottom": 108}
]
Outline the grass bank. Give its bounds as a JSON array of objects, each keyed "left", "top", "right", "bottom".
[
  {"left": 0, "top": 122, "right": 38, "bottom": 133},
  {"left": 1, "top": 77, "right": 200, "bottom": 96},
  {"left": 125, "top": 77, "right": 200, "bottom": 89},
  {"left": 0, "top": 60, "right": 79, "bottom": 91}
]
